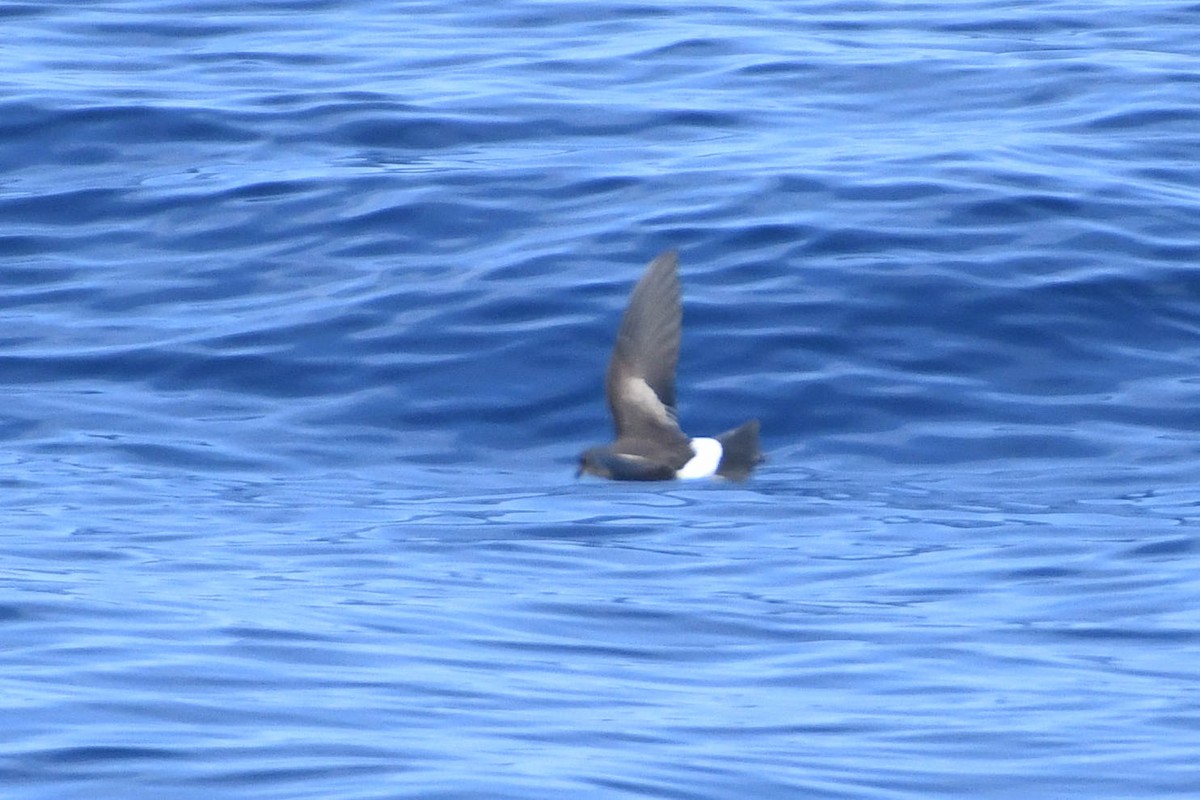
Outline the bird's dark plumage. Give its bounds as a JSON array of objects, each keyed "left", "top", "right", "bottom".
[
  {"left": 604, "top": 250, "right": 693, "bottom": 466},
  {"left": 577, "top": 250, "right": 762, "bottom": 481}
]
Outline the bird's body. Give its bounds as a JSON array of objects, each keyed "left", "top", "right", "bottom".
[{"left": 577, "top": 251, "right": 762, "bottom": 481}]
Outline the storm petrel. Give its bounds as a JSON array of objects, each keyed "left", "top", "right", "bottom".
[{"left": 577, "top": 250, "right": 762, "bottom": 481}]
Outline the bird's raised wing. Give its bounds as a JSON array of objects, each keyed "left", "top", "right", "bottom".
[{"left": 605, "top": 251, "right": 691, "bottom": 459}]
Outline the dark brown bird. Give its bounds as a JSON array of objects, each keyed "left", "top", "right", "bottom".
[{"left": 577, "top": 250, "right": 762, "bottom": 481}]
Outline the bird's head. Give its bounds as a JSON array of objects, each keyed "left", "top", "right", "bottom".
[{"left": 576, "top": 446, "right": 618, "bottom": 479}]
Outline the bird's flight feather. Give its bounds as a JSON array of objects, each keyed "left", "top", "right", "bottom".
[{"left": 605, "top": 251, "right": 693, "bottom": 464}]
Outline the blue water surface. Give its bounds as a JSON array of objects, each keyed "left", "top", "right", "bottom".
[{"left": 3, "top": 1, "right": 1200, "bottom": 798}]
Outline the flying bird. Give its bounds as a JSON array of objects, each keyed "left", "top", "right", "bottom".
[{"left": 577, "top": 250, "right": 762, "bottom": 481}]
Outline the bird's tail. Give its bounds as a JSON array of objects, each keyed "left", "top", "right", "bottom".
[{"left": 715, "top": 419, "right": 763, "bottom": 480}]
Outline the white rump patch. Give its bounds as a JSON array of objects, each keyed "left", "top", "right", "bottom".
[{"left": 676, "top": 437, "right": 723, "bottom": 479}]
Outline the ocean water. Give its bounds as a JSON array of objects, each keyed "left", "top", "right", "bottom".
[{"left": 3, "top": 1, "right": 1200, "bottom": 797}]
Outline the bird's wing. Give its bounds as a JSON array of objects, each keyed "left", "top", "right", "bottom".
[{"left": 605, "top": 251, "right": 692, "bottom": 459}]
